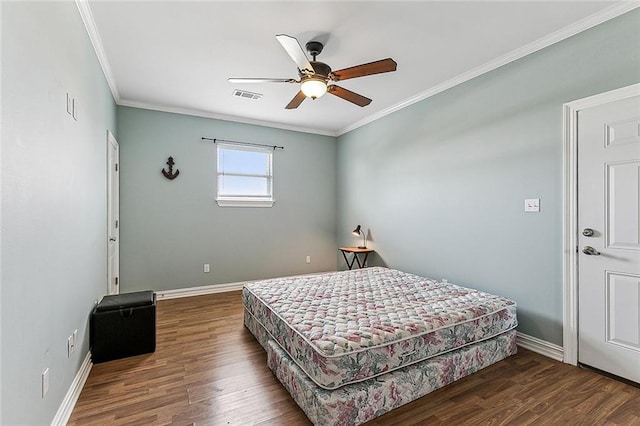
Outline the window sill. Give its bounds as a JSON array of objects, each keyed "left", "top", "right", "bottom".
[{"left": 216, "top": 198, "right": 275, "bottom": 208}]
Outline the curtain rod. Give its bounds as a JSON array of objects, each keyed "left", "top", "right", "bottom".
[{"left": 201, "top": 137, "right": 284, "bottom": 150}]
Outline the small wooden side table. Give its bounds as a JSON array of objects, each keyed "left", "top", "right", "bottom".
[{"left": 339, "top": 247, "right": 375, "bottom": 270}]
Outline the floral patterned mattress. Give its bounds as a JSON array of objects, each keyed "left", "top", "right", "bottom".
[{"left": 242, "top": 267, "right": 517, "bottom": 390}]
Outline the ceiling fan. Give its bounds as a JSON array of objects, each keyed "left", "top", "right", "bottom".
[{"left": 228, "top": 34, "right": 397, "bottom": 110}]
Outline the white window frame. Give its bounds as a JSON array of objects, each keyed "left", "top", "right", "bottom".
[{"left": 216, "top": 143, "right": 274, "bottom": 207}]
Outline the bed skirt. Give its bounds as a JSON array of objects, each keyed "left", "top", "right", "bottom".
[{"left": 244, "top": 309, "right": 517, "bottom": 426}]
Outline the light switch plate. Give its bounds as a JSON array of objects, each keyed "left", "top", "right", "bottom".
[{"left": 524, "top": 198, "right": 540, "bottom": 212}]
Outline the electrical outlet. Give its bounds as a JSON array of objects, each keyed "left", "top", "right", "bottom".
[
  {"left": 42, "top": 368, "right": 50, "bottom": 398},
  {"left": 204, "top": 263, "right": 210, "bottom": 273},
  {"left": 306, "top": 256, "right": 311, "bottom": 264}
]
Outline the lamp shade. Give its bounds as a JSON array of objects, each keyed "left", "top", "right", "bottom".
[
  {"left": 352, "top": 225, "right": 367, "bottom": 249},
  {"left": 301, "top": 78, "right": 327, "bottom": 99}
]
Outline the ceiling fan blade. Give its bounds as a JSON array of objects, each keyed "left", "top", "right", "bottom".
[
  {"left": 327, "top": 85, "right": 372, "bottom": 107},
  {"left": 285, "top": 91, "right": 306, "bottom": 109},
  {"left": 228, "top": 78, "right": 296, "bottom": 84},
  {"left": 332, "top": 58, "right": 397, "bottom": 81},
  {"left": 276, "top": 34, "right": 315, "bottom": 75}
]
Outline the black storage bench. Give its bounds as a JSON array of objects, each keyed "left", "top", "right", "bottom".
[{"left": 90, "top": 290, "right": 156, "bottom": 363}]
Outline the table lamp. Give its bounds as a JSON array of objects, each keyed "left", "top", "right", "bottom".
[{"left": 352, "top": 225, "right": 367, "bottom": 249}]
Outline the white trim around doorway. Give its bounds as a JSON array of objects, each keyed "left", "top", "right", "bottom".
[{"left": 562, "top": 83, "right": 640, "bottom": 365}]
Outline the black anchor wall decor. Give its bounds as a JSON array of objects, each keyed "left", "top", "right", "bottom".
[{"left": 162, "top": 156, "right": 180, "bottom": 180}]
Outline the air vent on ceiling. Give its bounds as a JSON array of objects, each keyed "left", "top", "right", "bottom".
[{"left": 233, "top": 89, "right": 262, "bottom": 100}]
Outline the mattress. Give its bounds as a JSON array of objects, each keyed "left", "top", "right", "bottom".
[{"left": 242, "top": 267, "right": 517, "bottom": 390}]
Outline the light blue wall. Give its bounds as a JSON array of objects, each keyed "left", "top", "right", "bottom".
[
  {"left": 1, "top": 3, "right": 638, "bottom": 423},
  {"left": 337, "top": 10, "right": 640, "bottom": 346},
  {"left": 1, "top": 2, "right": 116, "bottom": 424},
  {"left": 116, "top": 107, "right": 337, "bottom": 292}
]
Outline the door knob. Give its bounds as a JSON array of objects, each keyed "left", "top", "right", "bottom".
[
  {"left": 109, "top": 237, "right": 117, "bottom": 242},
  {"left": 582, "top": 228, "right": 595, "bottom": 237},
  {"left": 582, "top": 246, "right": 600, "bottom": 256}
]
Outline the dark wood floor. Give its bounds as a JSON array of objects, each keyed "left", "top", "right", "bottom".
[{"left": 69, "top": 291, "right": 640, "bottom": 425}]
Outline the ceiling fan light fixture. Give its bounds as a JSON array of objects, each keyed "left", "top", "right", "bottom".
[{"left": 300, "top": 78, "right": 327, "bottom": 99}]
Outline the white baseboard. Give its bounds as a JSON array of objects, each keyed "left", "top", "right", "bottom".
[
  {"left": 516, "top": 332, "right": 564, "bottom": 362},
  {"left": 155, "top": 281, "right": 246, "bottom": 300},
  {"left": 155, "top": 270, "right": 338, "bottom": 300},
  {"left": 51, "top": 351, "right": 92, "bottom": 426}
]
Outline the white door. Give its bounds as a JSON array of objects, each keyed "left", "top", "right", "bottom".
[
  {"left": 578, "top": 91, "right": 640, "bottom": 383},
  {"left": 107, "top": 130, "right": 120, "bottom": 295}
]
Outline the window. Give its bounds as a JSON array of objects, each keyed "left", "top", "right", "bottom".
[{"left": 216, "top": 143, "right": 274, "bottom": 207}]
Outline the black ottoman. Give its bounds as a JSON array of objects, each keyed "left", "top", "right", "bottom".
[{"left": 90, "top": 290, "right": 156, "bottom": 363}]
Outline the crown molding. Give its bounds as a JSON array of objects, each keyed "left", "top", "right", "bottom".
[
  {"left": 337, "top": 1, "right": 640, "bottom": 136},
  {"left": 76, "top": 0, "right": 638, "bottom": 138},
  {"left": 75, "top": 0, "right": 120, "bottom": 102},
  {"left": 118, "top": 99, "right": 338, "bottom": 137}
]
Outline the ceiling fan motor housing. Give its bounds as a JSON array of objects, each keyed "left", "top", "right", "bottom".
[{"left": 307, "top": 61, "right": 331, "bottom": 79}]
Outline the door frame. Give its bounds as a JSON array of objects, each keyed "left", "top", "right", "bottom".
[
  {"left": 562, "top": 82, "right": 640, "bottom": 365},
  {"left": 107, "top": 130, "right": 120, "bottom": 295}
]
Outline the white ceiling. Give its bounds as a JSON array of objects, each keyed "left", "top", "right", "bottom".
[{"left": 84, "top": 1, "right": 633, "bottom": 136}]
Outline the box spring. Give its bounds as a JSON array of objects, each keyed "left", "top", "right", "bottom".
[{"left": 245, "top": 310, "right": 516, "bottom": 426}]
